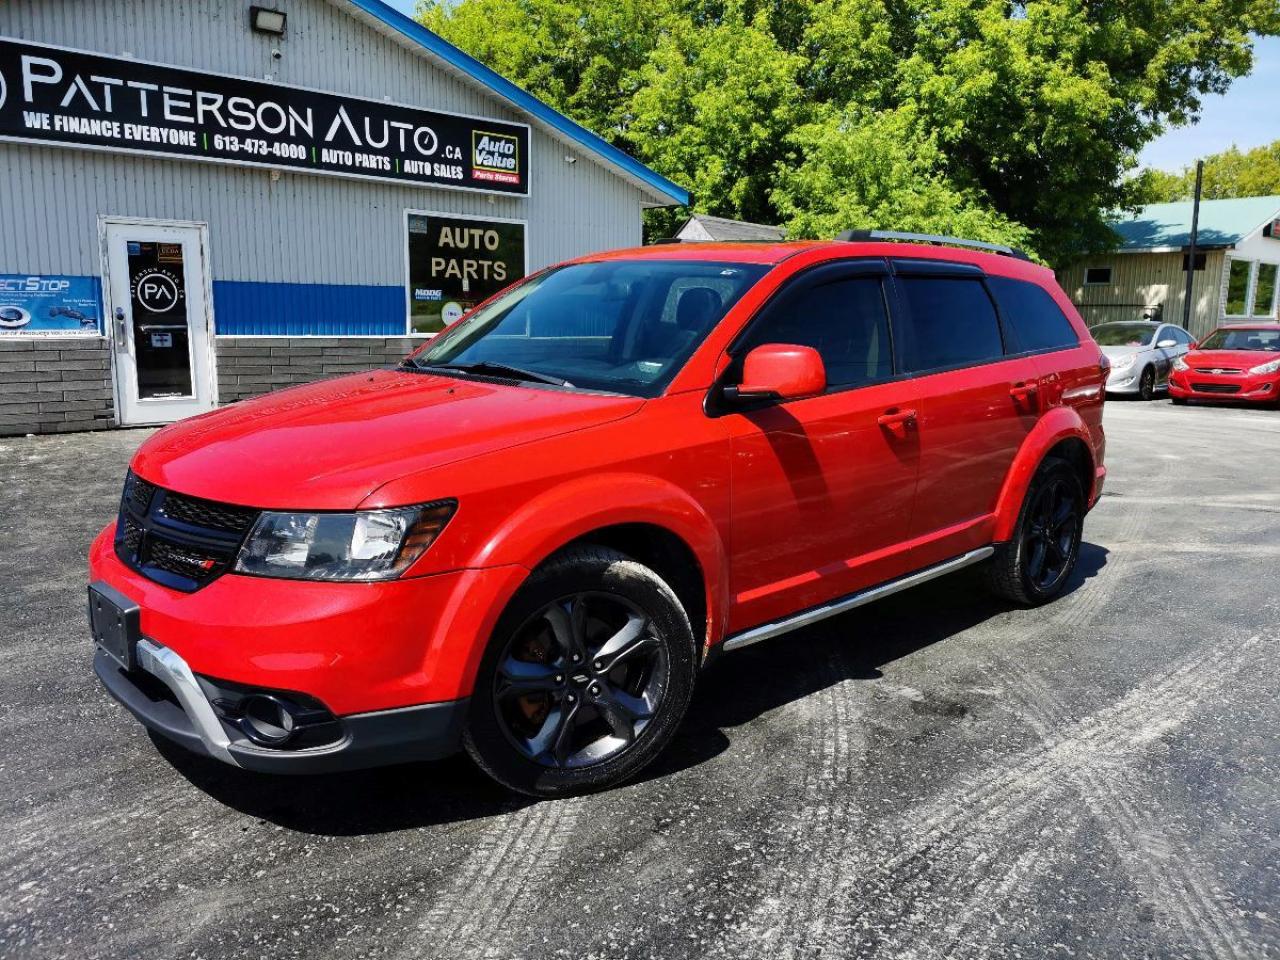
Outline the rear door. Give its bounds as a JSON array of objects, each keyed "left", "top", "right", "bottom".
[
  {"left": 888, "top": 260, "right": 1040, "bottom": 567},
  {"left": 724, "top": 260, "right": 921, "bottom": 632}
]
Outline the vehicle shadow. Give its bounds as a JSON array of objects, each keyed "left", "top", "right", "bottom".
[{"left": 157, "top": 541, "right": 1109, "bottom": 835}]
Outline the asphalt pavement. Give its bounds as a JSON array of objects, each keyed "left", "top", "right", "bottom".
[{"left": 1, "top": 398, "right": 1277, "bottom": 960}]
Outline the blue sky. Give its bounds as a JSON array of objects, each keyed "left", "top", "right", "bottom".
[
  {"left": 1139, "top": 34, "right": 1280, "bottom": 172},
  {"left": 383, "top": 0, "right": 1277, "bottom": 174}
]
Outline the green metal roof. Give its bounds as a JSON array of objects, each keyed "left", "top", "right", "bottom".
[{"left": 1109, "top": 195, "right": 1280, "bottom": 251}]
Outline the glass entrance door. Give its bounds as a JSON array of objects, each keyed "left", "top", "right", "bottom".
[{"left": 104, "top": 221, "right": 215, "bottom": 425}]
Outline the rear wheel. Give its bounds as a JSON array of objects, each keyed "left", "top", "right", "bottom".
[
  {"left": 986, "top": 457, "right": 1085, "bottom": 606},
  {"left": 464, "top": 546, "right": 697, "bottom": 798},
  {"left": 1138, "top": 365, "right": 1156, "bottom": 400}
]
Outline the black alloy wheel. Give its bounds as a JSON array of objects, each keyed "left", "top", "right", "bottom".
[
  {"left": 465, "top": 546, "right": 697, "bottom": 797},
  {"left": 1138, "top": 366, "right": 1156, "bottom": 400},
  {"left": 493, "top": 592, "right": 668, "bottom": 769},
  {"left": 1021, "top": 475, "right": 1080, "bottom": 594},
  {"left": 985, "top": 457, "right": 1085, "bottom": 606}
]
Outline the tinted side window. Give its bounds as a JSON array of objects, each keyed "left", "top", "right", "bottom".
[
  {"left": 740, "top": 275, "right": 892, "bottom": 389},
  {"left": 987, "top": 276, "right": 1079, "bottom": 353},
  {"left": 896, "top": 277, "right": 1004, "bottom": 371}
]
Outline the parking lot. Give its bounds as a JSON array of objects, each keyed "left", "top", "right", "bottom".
[{"left": 1, "top": 398, "right": 1277, "bottom": 960}]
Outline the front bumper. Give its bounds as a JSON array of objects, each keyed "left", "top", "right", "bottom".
[
  {"left": 1169, "top": 369, "right": 1279, "bottom": 403},
  {"left": 1105, "top": 368, "right": 1142, "bottom": 393},
  {"left": 95, "top": 642, "right": 468, "bottom": 773}
]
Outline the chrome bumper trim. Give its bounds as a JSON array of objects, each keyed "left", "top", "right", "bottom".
[
  {"left": 135, "top": 638, "right": 238, "bottom": 766},
  {"left": 722, "top": 546, "right": 996, "bottom": 652}
]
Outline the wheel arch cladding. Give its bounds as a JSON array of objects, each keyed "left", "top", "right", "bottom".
[
  {"left": 992, "top": 408, "right": 1097, "bottom": 542},
  {"left": 465, "top": 473, "right": 728, "bottom": 651}
]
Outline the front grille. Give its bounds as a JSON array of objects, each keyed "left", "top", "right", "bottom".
[
  {"left": 158, "top": 493, "right": 258, "bottom": 535},
  {"left": 1190, "top": 367, "right": 1242, "bottom": 375},
  {"left": 115, "top": 472, "right": 260, "bottom": 592},
  {"left": 1190, "top": 382, "right": 1241, "bottom": 394}
]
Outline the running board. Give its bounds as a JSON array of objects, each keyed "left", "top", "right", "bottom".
[{"left": 721, "top": 547, "right": 996, "bottom": 652}]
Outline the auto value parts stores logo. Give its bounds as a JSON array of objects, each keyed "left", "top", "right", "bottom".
[{"left": 0, "top": 37, "right": 530, "bottom": 195}]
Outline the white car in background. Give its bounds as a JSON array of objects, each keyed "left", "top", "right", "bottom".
[{"left": 1093, "top": 321, "right": 1196, "bottom": 400}]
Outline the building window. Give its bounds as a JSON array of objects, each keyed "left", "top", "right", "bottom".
[
  {"left": 1253, "top": 263, "right": 1279, "bottom": 318},
  {"left": 1225, "top": 259, "right": 1253, "bottom": 316},
  {"left": 1182, "top": 252, "right": 1206, "bottom": 271},
  {"left": 405, "top": 211, "right": 527, "bottom": 335},
  {"left": 1083, "top": 267, "right": 1112, "bottom": 286}
]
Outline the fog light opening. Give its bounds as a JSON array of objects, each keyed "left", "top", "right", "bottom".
[{"left": 241, "top": 694, "right": 299, "bottom": 747}]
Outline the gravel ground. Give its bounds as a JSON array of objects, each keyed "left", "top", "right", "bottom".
[{"left": 1, "top": 399, "right": 1278, "bottom": 960}]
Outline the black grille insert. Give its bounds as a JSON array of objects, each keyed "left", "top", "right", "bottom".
[
  {"left": 115, "top": 472, "right": 260, "bottom": 592},
  {"left": 1191, "top": 382, "right": 1241, "bottom": 394}
]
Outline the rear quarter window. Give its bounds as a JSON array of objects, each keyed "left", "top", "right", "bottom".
[
  {"left": 896, "top": 276, "right": 1004, "bottom": 371},
  {"left": 987, "top": 276, "right": 1079, "bottom": 353}
]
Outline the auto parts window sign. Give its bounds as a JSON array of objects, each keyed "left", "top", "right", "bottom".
[
  {"left": 0, "top": 38, "right": 530, "bottom": 196},
  {"left": 0, "top": 274, "right": 102, "bottom": 336},
  {"left": 407, "top": 212, "right": 526, "bottom": 334}
]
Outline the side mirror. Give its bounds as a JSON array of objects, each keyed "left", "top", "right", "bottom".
[
  {"left": 1188, "top": 340, "right": 1198, "bottom": 350},
  {"left": 1156, "top": 338, "right": 1178, "bottom": 349},
  {"left": 727, "top": 343, "right": 826, "bottom": 403}
]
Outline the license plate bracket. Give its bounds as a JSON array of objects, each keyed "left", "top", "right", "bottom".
[{"left": 88, "top": 581, "right": 141, "bottom": 670}]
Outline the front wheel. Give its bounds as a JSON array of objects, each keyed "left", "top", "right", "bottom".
[
  {"left": 1138, "top": 365, "right": 1156, "bottom": 400},
  {"left": 464, "top": 546, "right": 697, "bottom": 798},
  {"left": 986, "top": 457, "right": 1085, "bottom": 606}
]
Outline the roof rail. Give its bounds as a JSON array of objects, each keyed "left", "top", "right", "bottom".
[{"left": 835, "top": 229, "right": 1032, "bottom": 262}]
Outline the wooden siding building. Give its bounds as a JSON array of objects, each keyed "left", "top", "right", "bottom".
[{"left": 1059, "top": 196, "right": 1280, "bottom": 339}]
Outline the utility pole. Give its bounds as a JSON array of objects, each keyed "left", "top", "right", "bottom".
[{"left": 1183, "top": 160, "right": 1204, "bottom": 329}]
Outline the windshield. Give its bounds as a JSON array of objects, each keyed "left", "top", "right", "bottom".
[
  {"left": 407, "top": 260, "right": 769, "bottom": 396},
  {"left": 1196, "top": 328, "right": 1280, "bottom": 352},
  {"left": 1092, "top": 323, "right": 1156, "bottom": 347}
]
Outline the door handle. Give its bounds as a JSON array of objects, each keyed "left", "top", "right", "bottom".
[
  {"left": 114, "top": 307, "right": 127, "bottom": 346},
  {"left": 877, "top": 408, "right": 917, "bottom": 428},
  {"left": 1009, "top": 381, "right": 1038, "bottom": 401}
]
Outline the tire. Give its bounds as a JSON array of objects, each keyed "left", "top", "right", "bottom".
[
  {"left": 985, "top": 457, "right": 1085, "bottom": 607},
  {"left": 464, "top": 545, "right": 697, "bottom": 798},
  {"left": 1138, "top": 365, "right": 1156, "bottom": 400}
]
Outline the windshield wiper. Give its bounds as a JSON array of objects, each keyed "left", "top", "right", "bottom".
[{"left": 417, "top": 360, "right": 571, "bottom": 387}]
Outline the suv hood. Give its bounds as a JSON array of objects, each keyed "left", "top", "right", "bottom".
[
  {"left": 132, "top": 370, "right": 643, "bottom": 509},
  {"left": 1186, "top": 349, "right": 1275, "bottom": 370}
]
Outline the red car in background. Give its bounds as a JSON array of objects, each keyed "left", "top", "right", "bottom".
[
  {"left": 1169, "top": 324, "right": 1280, "bottom": 406},
  {"left": 89, "top": 231, "right": 1107, "bottom": 797}
]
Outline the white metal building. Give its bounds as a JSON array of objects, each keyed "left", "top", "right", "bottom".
[{"left": 0, "top": 0, "right": 687, "bottom": 435}]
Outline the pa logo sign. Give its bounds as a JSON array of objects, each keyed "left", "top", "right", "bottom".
[{"left": 132, "top": 270, "right": 182, "bottom": 313}]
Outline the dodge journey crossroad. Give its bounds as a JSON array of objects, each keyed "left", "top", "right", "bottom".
[{"left": 89, "top": 232, "right": 1107, "bottom": 797}]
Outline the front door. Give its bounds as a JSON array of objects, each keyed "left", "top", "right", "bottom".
[
  {"left": 103, "top": 220, "right": 215, "bottom": 425},
  {"left": 724, "top": 261, "right": 921, "bottom": 633}
]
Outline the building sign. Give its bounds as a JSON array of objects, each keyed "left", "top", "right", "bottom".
[
  {"left": 406, "top": 212, "right": 526, "bottom": 334},
  {"left": 0, "top": 38, "right": 531, "bottom": 196},
  {"left": 0, "top": 274, "right": 101, "bottom": 336}
]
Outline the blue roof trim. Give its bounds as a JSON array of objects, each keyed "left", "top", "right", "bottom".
[{"left": 343, "top": 0, "right": 689, "bottom": 207}]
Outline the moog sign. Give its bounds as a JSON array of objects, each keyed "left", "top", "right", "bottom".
[{"left": 0, "top": 37, "right": 531, "bottom": 196}]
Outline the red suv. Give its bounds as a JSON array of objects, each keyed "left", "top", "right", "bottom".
[{"left": 89, "top": 232, "right": 1107, "bottom": 797}]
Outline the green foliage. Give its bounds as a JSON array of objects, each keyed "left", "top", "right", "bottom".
[
  {"left": 1137, "top": 140, "right": 1280, "bottom": 202},
  {"left": 418, "top": 0, "right": 1280, "bottom": 263}
]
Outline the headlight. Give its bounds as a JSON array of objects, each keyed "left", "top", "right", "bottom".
[
  {"left": 1110, "top": 354, "right": 1136, "bottom": 372},
  {"left": 1249, "top": 357, "right": 1280, "bottom": 375},
  {"left": 1173, "top": 356, "right": 1189, "bottom": 372},
  {"left": 234, "top": 501, "right": 456, "bottom": 581}
]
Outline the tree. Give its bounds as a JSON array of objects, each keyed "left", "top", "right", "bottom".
[
  {"left": 772, "top": 105, "right": 1036, "bottom": 252},
  {"left": 419, "top": 0, "right": 1280, "bottom": 263},
  {"left": 1137, "top": 140, "right": 1280, "bottom": 202}
]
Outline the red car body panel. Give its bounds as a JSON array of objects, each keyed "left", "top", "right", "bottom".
[
  {"left": 1168, "top": 326, "right": 1280, "bottom": 404},
  {"left": 89, "top": 240, "right": 1107, "bottom": 728}
]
